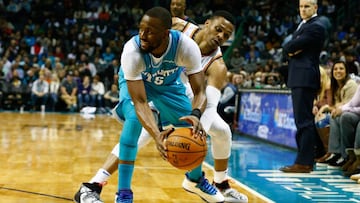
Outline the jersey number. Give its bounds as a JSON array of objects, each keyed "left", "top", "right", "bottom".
[{"left": 145, "top": 73, "right": 164, "bottom": 85}]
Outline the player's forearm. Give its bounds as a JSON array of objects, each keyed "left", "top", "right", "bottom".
[
  {"left": 192, "top": 92, "right": 207, "bottom": 113},
  {"left": 134, "top": 103, "right": 161, "bottom": 140},
  {"left": 188, "top": 72, "right": 207, "bottom": 112}
]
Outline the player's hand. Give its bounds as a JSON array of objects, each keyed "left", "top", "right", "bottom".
[
  {"left": 156, "top": 128, "right": 174, "bottom": 160},
  {"left": 179, "top": 115, "right": 206, "bottom": 139}
]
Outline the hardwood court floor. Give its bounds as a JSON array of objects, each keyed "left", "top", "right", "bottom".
[{"left": 0, "top": 112, "right": 267, "bottom": 203}]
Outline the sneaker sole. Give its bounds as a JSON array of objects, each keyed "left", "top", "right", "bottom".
[
  {"left": 327, "top": 165, "right": 342, "bottom": 169},
  {"left": 316, "top": 162, "right": 329, "bottom": 167},
  {"left": 73, "top": 191, "right": 80, "bottom": 203},
  {"left": 183, "top": 188, "right": 224, "bottom": 203}
]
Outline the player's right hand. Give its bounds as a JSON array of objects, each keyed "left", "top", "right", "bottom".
[{"left": 156, "top": 128, "right": 174, "bottom": 160}]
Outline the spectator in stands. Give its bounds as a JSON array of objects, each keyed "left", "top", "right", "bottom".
[
  {"left": 251, "top": 35, "right": 266, "bottom": 54},
  {"left": 30, "top": 39, "right": 45, "bottom": 58},
  {"left": 30, "top": 73, "right": 49, "bottom": 111},
  {"left": 343, "top": 49, "right": 360, "bottom": 76},
  {"left": 78, "top": 53, "right": 97, "bottom": 78},
  {"left": 313, "top": 66, "right": 332, "bottom": 162},
  {"left": 4, "top": 70, "right": 25, "bottom": 110},
  {"left": 218, "top": 72, "right": 238, "bottom": 125},
  {"left": 170, "top": 0, "right": 197, "bottom": 24},
  {"left": 73, "top": 5, "right": 87, "bottom": 23},
  {"left": 60, "top": 70, "right": 77, "bottom": 112},
  {"left": 331, "top": 84, "right": 360, "bottom": 177},
  {"left": 101, "top": 46, "right": 115, "bottom": 64},
  {"left": 323, "top": 0, "right": 336, "bottom": 22},
  {"left": 228, "top": 47, "right": 245, "bottom": 71},
  {"left": 103, "top": 58, "right": 119, "bottom": 90},
  {"left": 77, "top": 75, "right": 92, "bottom": 109},
  {"left": 234, "top": 71, "right": 247, "bottom": 88},
  {"left": 22, "top": 65, "right": 38, "bottom": 88},
  {"left": 93, "top": 54, "right": 106, "bottom": 78},
  {"left": 274, "top": 19, "right": 287, "bottom": 39},
  {"left": 86, "top": 7, "right": 99, "bottom": 23},
  {"left": 98, "top": 6, "right": 110, "bottom": 22},
  {"left": 318, "top": 61, "right": 358, "bottom": 167},
  {"left": 53, "top": 46, "right": 65, "bottom": 62},
  {"left": 241, "top": 71, "right": 253, "bottom": 88},
  {"left": 335, "top": 25, "right": 347, "bottom": 41},
  {"left": 104, "top": 83, "right": 119, "bottom": 110},
  {"left": 6, "top": 0, "right": 19, "bottom": 15},
  {"left": 49, "top": 73, "right": 60, "bottom": 111},
  {"left": 263, "top": 73, "right": 280, "bottom": 88},
  {"left": 0, "top": 0, "right": 357, "bottom": 116},
  {"left": 253, "top": 71, "right": 263, "bottom": 89},
  {"left": 95, "top": 18, "right": 109, "bottom": 39},
  {"left": 22, "top": 27, "right": 35, "bottom": 48},
  {"left": 90, "top": 74, "right": 105, "bottom": 108},
  {"left": 244, "top": 43, "right": 261, "bottom": 64}
]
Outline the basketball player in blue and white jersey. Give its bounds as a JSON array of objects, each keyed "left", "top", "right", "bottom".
[
  {"left": 75, "top": 9, "right": 248, "bottom": 203},
  {"left": 112, "top": 7, "right": 222, "bottom": 203}
]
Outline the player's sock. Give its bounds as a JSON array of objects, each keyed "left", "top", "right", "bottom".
[
  {"left": 118, "top": 163, "right": 134, "bottom": 189},
  {"left": 213, "top": 169, "right": 228, "bottom": 184},
  {"left": 89, "top": 168, "right": 111, "bottom": 184},
  {"left": 187, "top": 165, "right": 203, "bottom": 181}
]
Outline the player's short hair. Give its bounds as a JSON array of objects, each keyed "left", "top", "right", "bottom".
[
  {"left": 211, "top": 10, "right": 236, "bottom": 26},
  {"left": 145, "top": 7, "right": 172, "bottom": 29}
]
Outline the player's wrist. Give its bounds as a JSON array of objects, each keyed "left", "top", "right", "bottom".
[{"left": 190, "top": 108, "right": 202, "bottom": 119}]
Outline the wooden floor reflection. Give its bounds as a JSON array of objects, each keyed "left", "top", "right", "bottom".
[{"left": 0, "top": 112, "right": 266, "bottom": 203}]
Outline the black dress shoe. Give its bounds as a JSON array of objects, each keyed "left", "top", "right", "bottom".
[{"left": 279, "top": 164, "right": 313, "bottom": 173}]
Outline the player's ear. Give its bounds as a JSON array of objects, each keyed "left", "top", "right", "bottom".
[{"left": 204, "top": 19, "right": 211, "bottom": 28}]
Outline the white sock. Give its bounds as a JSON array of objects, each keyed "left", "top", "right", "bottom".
[
  {"left": 213, "top": 170, "right": 228, "bottom": 184},
  {"left": 89, "top": 168, "right": 111, "bottom": 183}
]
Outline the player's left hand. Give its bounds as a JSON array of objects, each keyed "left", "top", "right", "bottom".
[{"left": 179, "top": 115, "right": 206, "bottom": 139}]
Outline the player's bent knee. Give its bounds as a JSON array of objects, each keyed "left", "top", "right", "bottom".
[{"left": 207, "top": 122, "right": 232, "bottom": 159}]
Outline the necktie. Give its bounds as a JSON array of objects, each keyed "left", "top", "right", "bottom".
[{"left": 296, "top": 20, "right": 305, "bottom": 31}]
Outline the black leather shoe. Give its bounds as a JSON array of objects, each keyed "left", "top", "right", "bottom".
[{"left": 279, "top": 164, "right": 313, "bottom": 173}]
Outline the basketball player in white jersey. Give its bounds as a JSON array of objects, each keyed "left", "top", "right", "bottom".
[{"left": 75, "top": 10, "right": 248, "bottom": 203}]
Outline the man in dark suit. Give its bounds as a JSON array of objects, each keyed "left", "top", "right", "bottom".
[{"left": 280, "top": 0, "right": 326, "bottom": 173}]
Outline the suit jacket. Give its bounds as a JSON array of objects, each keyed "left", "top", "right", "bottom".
[{"left": 283, "top": 16, "right": 326, "bottom": 89}]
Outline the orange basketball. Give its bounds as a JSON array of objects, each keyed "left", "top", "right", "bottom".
[{"left": 165, "top": 127, "right": 207, "bottom": 170}]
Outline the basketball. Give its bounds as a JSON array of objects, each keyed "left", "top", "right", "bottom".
[{"left": 165, "top": 127, "right": 207, "bottom": 170}]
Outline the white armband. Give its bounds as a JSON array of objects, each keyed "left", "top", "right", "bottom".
[{"left": 206, "top": 85, "right": 221, "bottom": 109}]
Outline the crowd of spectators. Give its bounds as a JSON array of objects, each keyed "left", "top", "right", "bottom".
[
  {"left": 0, "top": 0, "right": 359, "bottom": 113},
  {"left": 226, "top": 0, "right": 360, "bottom": 90}
]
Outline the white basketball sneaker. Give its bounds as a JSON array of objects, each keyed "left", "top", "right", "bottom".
[
  {"left": 214, "top": 180, "right": 248, "bottom": 203},
  {"left": 182, "top": 172, "right": 224, "bottom": 202},
  {"left": 74, "top": 182, "right": 104, "bottom": 203}
]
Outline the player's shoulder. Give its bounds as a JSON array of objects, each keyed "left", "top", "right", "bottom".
[
  {"left": 206, "top": 57, "right": 227, "bottom": 75},
  {"left": 172, "top": 17, "right": 198, "bottom": 33},
  {"left": 122, "top": 37, "right": 141, "bottom": 57},
  {"left": 172, "top": 17, "right": 188, "bottom": 31}
]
